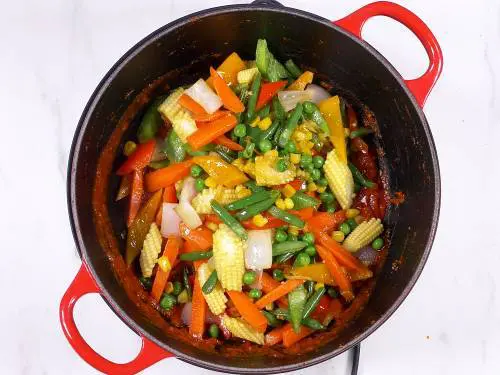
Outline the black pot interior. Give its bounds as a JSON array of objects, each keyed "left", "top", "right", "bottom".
[{"left": 69, "top": 6, "right": 439, "bottom": 373}]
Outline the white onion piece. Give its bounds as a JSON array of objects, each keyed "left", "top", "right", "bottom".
[
  {"left": 180, "top": 176, "right": 197, "bottom": 203},
  {"left": 185, "top": 78, "right": 222, "bottom": 114},
  {"left": 245, "top": 230, "right": 273, "bottom": 270},
  {"left": 278, "top": 90, "right": 312, "bottom": 112},
  {"left": 354, "top": 246, "right": 378, "bottom": 266},
  {"left": 175, "top": 201, "right": 202, "bottom": 229},
  {"left": 181, "top": 302, "right": 192, "bottom": 326},
  {"left": 305, "top": 84, "right": 331, "bottom": 104},
  {"left": 160, "top": 203, "right": 181, "bottom": 237},
  {"left": 249, "top": 269, "right": 263, "bottom": 290}
]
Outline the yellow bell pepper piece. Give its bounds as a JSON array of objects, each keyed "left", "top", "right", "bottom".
[
  {"left": 192, "top": 155, "right": 248, "bottom": 188},
  {"left": 290, "top": 263, "right": 373, "bottom": 285},
  {"left": 319, "top": 96, "right": 347, "bottom": 164},
  {"left": 287, "top": 71, "right": 314, "bottom": 91},
  {"left": 206, "top": 52, "right": 246, "bottom": 87}
]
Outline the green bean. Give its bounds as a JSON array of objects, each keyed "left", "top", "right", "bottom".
[
  {"left": 302, "top": 287, "right": 326, "bottom": 319},
  {"left": 285, "top": 59, "right": 302, "bottom": 79},
  {"left": 180, "top": 251, "right": 213, "bottom": 261},
  {"left": 246, "top": 72, "right": 262, "bottom": 121},
  {"left": 183, "top": 267, "right": 192, "bottom": 299},
  {"left": 214, "top": 145, "right": 236, "bottom": 163},
  {"left": 262, "top": 310, "right": 282, "bottom": 328},
  {"left": 239, "top": 85, "right": 250, "bottom": 105},
  {"left": 350, "top": 127, "right": 374, "bottom": 139},
  {"left": 274, "top": 252, "right": 295, "bottom": 264},
  {"left": 272, "top": 241, "right": 308, "bottom": 256},
  {"left": 273, "top": 308, "right": 290, "bottom": 321},
  {"left": 278, "top": 103, "right": 303, "bottom": 148},
  {"left": 226, "top": 190, "right": 271, "bottom": 211},
  {"left": 260, "top": 119, "right": 281, "bottom": 144},
  {"left": 257, "top": 103, "right": 271, "bottom": 119},
  {"left": 302, "top": 317, "right": 325, "bottom": 330},
  {"left": 148, "top": 159, "right": 170, "bottom": 170},
  {"left": 348, "top": 162, "right": 375, "bottom": 188},
  {"left": 268, "top": 206, "right": 305, "bottom": 229},
  {"left": 211, "top": 200, "right": 248, "bottom": 239},
  {"left": 273, "top": 123, "right": 284, "bottom": 145},
  {"left": 202, "top": 270, "right": 218, "bottom": 294},
  {"left": 245, "top": 180, "right": 266, "bottom": 193},
  {"left": 272, "top": 96, "right": 285, "bottom": 121},
  {"left": 163, "top": 130, "right": 186, "bottom": 163},
  {"left": 291, "top": 191, "right": 320, "bottom": 210},
  {"left": 137, "top": 96, "right": 165, "bottom": 143},
  {"left": 303, "top": 101, "right": 330, "bottom": 135},
  {"left": 235, "top": 191, "right": 280, "bottom": 221}
]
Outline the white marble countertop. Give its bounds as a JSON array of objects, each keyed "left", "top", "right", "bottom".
[{"left": 1, "top": 0, "right": 498, "bottom": 374}]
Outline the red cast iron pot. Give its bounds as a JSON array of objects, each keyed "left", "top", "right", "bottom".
[{"left": 60, "top": 1, "right": 443, "bottom": 373}]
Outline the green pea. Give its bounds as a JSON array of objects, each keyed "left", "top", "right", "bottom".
[
  {"left": 312, "top": 155, "right": 325, "bottom": 168},
  {"left": 234, "top": 123, "right": 247, "bottom": 137},
  {"left": 195, "top": 178, "right": 205, "bottom": 192},
  {"left": 339, "top": 222, "right": 351, "bottom": 235},
  {"left": 160, "top": 294, "right": 177, "bottom": 310},
  {"left": 243, "top": 271, "right": 257, "bottom": 285},
  {"left": 305, "top": 164, "right": 315, "bottom": 173},
  {"left": 372, "top": 237, "right": 384, "bottom": 250},
  {"left": 209, "top": 323, "right": 219, "bottom": 338},
  {"left": 301, "top": 232, "right": 315, "bottom": 245},
  {"left": 294, "top": 252, "right": 311, "bottom": 267},
  {"left": 319, "top": 192, "right": 334, "bottom": 203},
  {"left": 190, "top": 165, "right": 203, "bottom": 178},
  {"left": 259, "top": 139, "right": 273, "bottom": 153},
  {"left": 248, "top": 289, "right": 262, "bottom": 299},
  {"left": 275, "top": 229, "right": 288, "bottom": 243},
  {"left": 347, "top": 218, "right": 358, "bottom": 230},
  {"left": 305, "top": 245, "right": 316, "bottom": 257},
  {"left": 272, "top": 269, "right": 284, "bottom": 281},
  {"left": 310, "top": 168, "right": 321, "bottom": 181},
  {"left": 276, "top": 158, "right": 288, "bottom": 172},
  {"left": 317, "top": 177, "right": 328, "bottom": 187},
  {"left": 300, "top": 154, "right": 313, "bottom": 167},
  {"left": 285, "top": 140, "right": 297, "bottom": 153},
  {"left": 172, "top": 281, "right": 183, "bottom": 296}
]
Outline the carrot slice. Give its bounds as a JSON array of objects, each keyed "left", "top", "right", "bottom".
[
  {"left": 151, "top": 236, "right": 181, "bottom": 301},
  {"left": 194, "top": 110, "right": 227, "bottom": 122},
  {"left": 316, "top": 244, "right": 354, "bottom": 302},
  {"left": 306, "top": 211, "right": 346, "bottom": 233},
  {"left": 179, "top": 223, "right": 213, "bottom": 251},
  {"left": 317, "top": 231, "right": 367, "bottom": 272},
  {"left": 127, "top": 170, "right": 144, "bottom": 227},
  {"left": 178, "top": 94, "right": 207, "bottom": 116},
  {"left": 255, "top": 279, "right": 305, "bottom": 309},
  {"left": 189, "top": 269, "right": 207, "bottom": 339},
  {"left": 260, "top": 272, "right": 288, "bottom": 308},
  {"left": 187, "top": 113, "right": 238, "bottom": 150},
  {"left": 282, "top": 324, "right": 313, "bottom": 348},
  {"left": 227, "top": 291, "right": 268, "bottom": 333},
  {"left": 210, "top": 67, "right": 245, "bottom": 113},
  {"left": 265, "top": 325, "right": 288, "bottom": 346},
  {"left": 145, "top": 160, "right": 193, "bottom": 192},
  {"left": 213, "top": 135, "right": 244, "bottom": 151}
]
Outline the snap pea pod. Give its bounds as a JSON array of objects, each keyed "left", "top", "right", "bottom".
[
  {"left": 202, "top": 270, "right": 218, "bottom": 294},
  {"left": 235, "top": 191, "right": 280, "bottom": 221},
  {"left": 257, "top": 103, "right": 271, "bottom": 119},
  {"left": 148, "top": 159, "right": 170, "bottom": 170},
  {"left": 272, "top": 96, "right": 286, "bottom": 121},
  {"left": 302, "top": 317, "right": 325, "bottom": 330},
  {"left": 272, "top": 241, "right": 308, "bottom": 256},
  {"left": 273, "top": 123, "right": 284, "bottom": 145},
  {"left": 288, "top": 285, "right": 307, "bottom": 333},
  {"left": 285, "top": 59, "right": 303, "bottom": 79},
  {"left": 274, "top": 252, "right": 295, "bottom": 264},
  {"left": 262, "top": 310, "right": 282, "bottom": 328},
  {"left": 214, "top": 145, "right": 236, "bottom": 163},
  {"left": 348, "top": 162, "right": 375, "bottom": 188},
  {"left": 302, "top": 287, "right": 326, "bottom": 319},
  {"left": 211, "top": 200, "right": 248, "bottom": 240},
  {"left": 260, "top": 119, "right": 281, "bottom": 143},
  {"left": 233, "top": 83, "right": 248, "bottom": 96},
  {"left": 291, "top": 191, "right": 320, "bottom": 210},
  {"left": 245, "top": 125, "right": 263, "bottom": 144},
  {"left": 226, "top": 190, "right": 271, "bottom": 211},
  {"left": 183, "top": 267, "right": 192, "bottom": 299},
  {"left": 267, "top": 57, "right": 289, "bottom": 82},
  {"left": 350, "top": 127, "right": 374, "bottom": 139},
  {"left": 180, "top": 251, "right": 213, "bottom": 261},
  {"left": 163, "top": 130, "right": 186, "bottom": 163},
  {"left": 137, "top": 96, "right": 165, "bottom": 143},
  {"left": 245, "top": 180, "right": 266, "bottom": 193},
  {"left": 240, "top": 141, "right": 255, "bottom": 159},
  {"left": 256, "top": 40, "right": 270, "bottom": 76},
  {"left": 268, "top": 206, "right": 305, "bottom": 229},
  {"left": 246, "top": 72, "right": 262, "bottom": 121},
  {"left": 303, "top": 101, "right": 330, "bottom": 135},
  {"left": 278, "top": 102, "right": 303, "bottom": 148}
]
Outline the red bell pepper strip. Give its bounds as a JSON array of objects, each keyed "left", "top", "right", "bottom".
[
  {"left": 255, "top": 81, "right": 287, "bottom": 111},
  {"left": 116, "top": 139, "right": 155, "bottom": 176},
  {"left": 127, "top": 170, "right": 144, "bottom": 227}
]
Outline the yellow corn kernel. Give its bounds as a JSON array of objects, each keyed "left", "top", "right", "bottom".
[
  {"left": 258, "top": 117, "right": 272, "bottom": 131},
  {"left": 304, "top": 131, "right": 313, "bottom": 141},
  {"left": 332, "top": 231, "right": 345, "bottom": 242},
  {"left": 157, "top": 256, "right": 172, "bottom": 273},
  {"left": 307, "top": 182, "right": 317, "bottom": 192},
  {"left": 205, "top": 177, "right": 217, "bottom": 188},
  {"left": 250, "top": 116, "right": 261, "bottom": 128},
  {"left": 222, "top": 315, "right": 265, "bottom": 345},
  {"left": 236, "top": 187, "right": 251, "bottom": 199},
  {"left": 346, "top": 208, "right": 360, "bottom": 219},
  {"left": 343, "top": 218, "right": 384, "bottom": 252},
  {"left": 288, "top": 226, "right": 299, "bottom": 237},
  {"left": 206, "top": 222, "right": 219, "bottom": 232},
  {"left": 252, "top": 214, "right": 269, "bottom": 228},
  {"left": 177, "top": 289, "right": 189, "bottom": 304},
  {"left": 290, "top": 153, "right": 301, "bottom": 165},
  {"left": 317, "top": 186, "right": 327, "bottom": 193},
  {"left": 315, "top": 282, "right": 325, "bottom": 291},
  {"left": 282, "top": 184, "right": 296, "bottom": 198},
  {"left": 294, "top": 130, "right": 306, "bottom": 142},
  {"left": 284, "top": 198, "right": 294, "bottom": 210},
  {"left": 275, "top": 198, "right": 286, "bottom": 210}
]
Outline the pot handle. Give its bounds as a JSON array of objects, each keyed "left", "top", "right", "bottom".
[
  {"left": 335, "top": 1, "right": 443, "bottom": 107},
  {"left": 60, "top": 264, "right": 173, "bottom": 374}
]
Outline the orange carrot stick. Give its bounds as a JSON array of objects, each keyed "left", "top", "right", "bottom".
[
  {"left": 187, "top": 113, "right": 237, "bottom": 150},
  {"left": 213, "top": 135, "right": 244, "bottom": 151},
  {"left": 282, "top": 324, "right": 313, "bottom": 348},
  {"left": 255, "top": 279, "right": 305, "bottom": 309},
  {"left": 210, "top": 67, "right": 245, "bottom": 113},
  {"left": 145, "top": 160, "right": 193, "bottom": 192},
  {"left": 316, "top": 244, "right": 354, "bottom": 302},
  {"left": 127, "top": 170, "right": 144, "bottom": 227},
  {"left": 227, "top": 291, "right": 268, "bottom": 333},
  {"left": 178, "top": 94, "right": 207, "bottom": 116},
  {"left": 306, "top": 211, "right": 346, "bottom": 233},
  {"left": 194, "top": 110, "right": 227, "bottom": 122},
  {"left": 260, "top": 272, "right": 288, "bottom": 308},
  {"left": 151, "top": 236, "right": 181, "bottom": 301},
  {"left": 265, "top": 325, "right": 288, "bottom": 346},
  {"left": 189, "top": 270, "right": 207, "bottom": 339},
  {"left": 179, "top": 223, "right": 213, "bottom": 251},
  {"left": 317, "top": 231, "right": 367, "bottom": 272}
]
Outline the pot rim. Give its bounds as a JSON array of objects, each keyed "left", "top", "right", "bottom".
[{"left": 67, "top": 3, "right": 441, "bottom": 373}]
